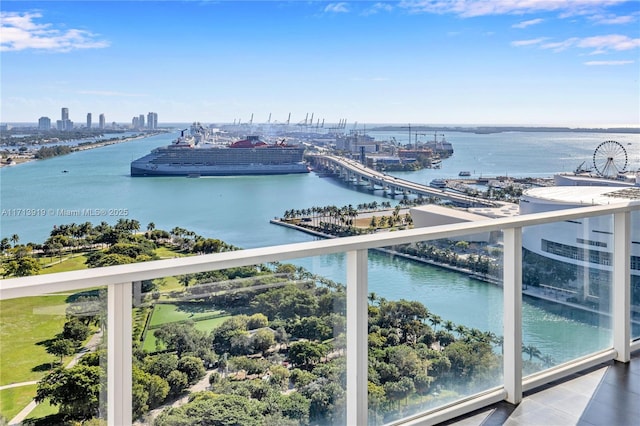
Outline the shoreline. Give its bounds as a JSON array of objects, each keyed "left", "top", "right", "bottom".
[{"left": 0, "top": 133, "right": 165, "bottom": 168}]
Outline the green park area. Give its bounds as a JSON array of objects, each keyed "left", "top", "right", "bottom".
[
  {"left": 142, "top": 302, "right": 230, "bottom": 352},
  {"left": 0, "top": 295, "right": 72, "bottom": 420},
  {"left": 0, "top": 238, "right": 193, "bottom": 422}
]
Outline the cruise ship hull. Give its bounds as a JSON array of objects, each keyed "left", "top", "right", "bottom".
[{"left": 131, "top": 161, "right": 310, "bottom": 177}]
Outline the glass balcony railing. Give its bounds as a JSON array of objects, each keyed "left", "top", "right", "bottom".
[{"left": 1, "top": 201, "right": 638, "bottom": 426}]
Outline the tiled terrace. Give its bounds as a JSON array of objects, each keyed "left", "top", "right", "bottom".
[{"left": 446, "top": 351, "right": 640, "bottom": 426}]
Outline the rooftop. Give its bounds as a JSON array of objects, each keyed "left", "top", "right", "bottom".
[{"left": 523, "top": 185, "right": 640, "bottom": 205}]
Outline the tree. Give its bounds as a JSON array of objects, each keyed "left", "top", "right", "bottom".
[
  {"left": 154, "top": 322, "right": 211, "bottom": 357},
  {"left": 268, "top": 365, "right": 290, "bottom": 390},
  {"left": 166, "top": 370, "right": 189, "bottom": 396},
  {"left": 212, "top": 316, "right": 249, "bottom": 354},
  {"left": 63, "top": 317, "right": 90, "bottom": 342},
  {"left": 178, "top": 356, "right": 206, "bottom": 384},
  {"left": 154, "top": 394, "right": 264, "bottom": 426},
  {"left": 383, "top": 377, "right": 415, "bottom": 407},
  {"left": 522, "top": 344, "right": 542, "bottom": 361},
  {"left": 0, "top": 238, "right": 11, "bottom": 253},
  {"left": 46, "top": 338, "right": 76, "bottom": 365},
  {"left": 35, "top": 365, "right": 104, "bottom": 420},
  {"left": 132, "top": 366, "right": 169, "bottom": 418},
  {"left": 288, "top": 341, "right": 328, "bottom": 369},
  {"left": 246, "top": 313, "right": 269, "bottom": 330},
  {"left": 142, "top": 353, "right": 179, "bottom": 377},
  {"left": 2, "top": 256, "right": 41, "bottom": 277},
  {"left": 251, "top": 328, "right": 276, "bottom": 354}
]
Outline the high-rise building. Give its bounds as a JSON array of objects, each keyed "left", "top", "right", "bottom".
[
  {"left": 132, "top": 116, "right": 140, "bottom": 128},
  {"left": 38, "top": 117, "right": 51, "bottom": 131},
  {"left": 58, "top": 107, "right": 72, "bottom": 130},
  {"left": 147, "top": 112, "right": 158, "bottom": 129},
  {"left": 139, "top": 114, "right": 145, "bottom": 128},
  {"left": 87, "top": 113, "right": 92, "bottom": 129},
  {"left": 99, "top": 114, "right": 106, "bottom": 129}
]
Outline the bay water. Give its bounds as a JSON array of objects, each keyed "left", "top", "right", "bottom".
[{"left": 1, "top": 129, "right": 638, "bottom": 362}]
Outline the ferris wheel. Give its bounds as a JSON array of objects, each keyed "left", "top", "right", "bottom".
[{"left": 592, "top": 140, "right": 627, "bottom": 177}]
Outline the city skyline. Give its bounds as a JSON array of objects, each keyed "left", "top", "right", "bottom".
[{"left": 1, "top": 1, "right": 639, "bottom": 127}]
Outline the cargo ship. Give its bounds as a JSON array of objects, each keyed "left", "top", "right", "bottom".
[{"left": 131, "top": 126, "right": 309, "bottom": 177}]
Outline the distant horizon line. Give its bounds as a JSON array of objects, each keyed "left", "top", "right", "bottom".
[{"left": 3, "top": 121, "right": 640, "bottom": 130}]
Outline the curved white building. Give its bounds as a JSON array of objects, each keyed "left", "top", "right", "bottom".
[{"left": 520, "top": 182, "right": 639, "bottom": 309}]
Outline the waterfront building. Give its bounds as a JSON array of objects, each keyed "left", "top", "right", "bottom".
[
  {"left": 520, "top": 183, "right": 640, "bottom": 310},
  {"left": 335, "top": 131, "right": 377, "bottom": 153},
  {"left": 131, "top": 116, "right": 140, "bottom": 129},
  {"left": 38, "top": 116, "right": 51, "bottom": 131},
  {"left": 410, "top": 203, "right": 518, "bottom": 242},
  {"left": 56, "top": 119, "right": 73, "bottom": 131},
  {"left": 139, "top": 114, "right": 145, "bottom": 128},
  {"left": 147, "top": 111, "right": 158, "bottom": 129},
  {"left": 99, "top": 113, "right": 106, "bottom": 129},
  {"left": 86, "top": 113, "right": 92, "bottom": 129},
  {"left": 61, "top": 107, "right": 69, "bottom": 121}
]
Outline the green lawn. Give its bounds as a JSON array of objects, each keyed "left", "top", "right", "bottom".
[
  {"left": 154, "top": 246, "right": 186, "bottom": 259},
  {"left": 40, "top": 254, "right": 88, "bottom": 274},
  {"left": 0, "top": 384, "right": 38, "bottom": 421},
  {"left": 148, "top": 302, "right": 224, "bottom": 327},
  {"left": 142, "top": 302, "right": 230, "bottom": 353},
  {"left": 24, "top": 399, "right": 58, "bottom": 421},
  {"left": 0, "top": 295, "right": 69, "bottom": 386}
]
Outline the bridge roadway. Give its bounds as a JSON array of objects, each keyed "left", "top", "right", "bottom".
[{"left": 310, "top": 154, "right": 497, "bottom": 208}]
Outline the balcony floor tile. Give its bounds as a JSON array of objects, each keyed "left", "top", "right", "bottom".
[{"left": 444, "top": 350, "right": 639, "bottom": 426}]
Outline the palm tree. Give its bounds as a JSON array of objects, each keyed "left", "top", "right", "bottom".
[
  {"left": 522, "top": 344, "right": 542, "bottom": 361},
  {"left": 428, "top": 314, "right": 442, "bottom": 331},
  {"left": 10, "top": 234, "right": 19, "bottom": 247},
  {"left": 443, "top": 320, "right": 455, "bottom": 333},
  {"left": 0, "top": 238, "right": 11, "bottom": 254},
  {"left": 455, "top": 324, "right": 468, "bottom": 338},
  {"left": 368, "top": 292, "right": 378, "bottom": 306}
]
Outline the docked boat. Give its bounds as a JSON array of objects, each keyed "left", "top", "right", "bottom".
[
  {"left": 458, "top": 171, "right": 471, "bottom": 177},
  {"left": 429, "top": 178, "right": 447, "bottom": 188},
  {"left": 131, "top": 125, "right": 309, "bottom": 177}
]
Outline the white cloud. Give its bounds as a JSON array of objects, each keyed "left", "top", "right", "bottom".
[
  {"left": 512, "top": 18, "right": 544, "bottom": 28},
  {"left": 578, "top": 34, "right": 640, "bottom": 51},
  {"left": 0, "top": 11, "right": 109, "bottom": 52},
  {"left": 399, "top": 0, "right": 627, "bottom": 18},
  {"left": 511, "top": 38, "right": 547, "bottom": 47},
  {"left": 540, "top": 38, "right": 580, "bottom": 52},
  {"left": 589, "top": 13, "right": 638, "bottom": 24},
  {"left": 584, "top": 60, "right": 634, "bottom": 65},
  {"left": 512, "top": 34, "right": 640, "bottom": 53},
  {"left": 362, "top": 2, "right": 394, "bottom": 16},
  {"left": 324, "top": 3, "right": 350, "bottom": 14}
]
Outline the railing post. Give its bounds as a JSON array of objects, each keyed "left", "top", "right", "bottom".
[
  {"left": 613, "top": 211, "right": 631, "bottom": 362},
  {"left": 108, "top": 282, "right": 132, "bottom": 426},
  {"left": 503, "top": 227, "right": 523, "bottom": 404},
  {"left": 346, "top": 249, "right": 368, "bottom": 425}
]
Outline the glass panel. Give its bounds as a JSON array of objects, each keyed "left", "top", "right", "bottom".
[
  {"left": 522, "top": 213, "right": 614, "bottom": 375},
  {"left": 369, "top": 232, "right": 504, "bottom": 425},
  {"left": 632, "top": 209, "right": 640, "bottom": 341},
  {"left": 0, "top": 288, "right": 107, "bottom": 424},
  {"left": 134, "top": 258, "right": 346, "bottom": 425}
]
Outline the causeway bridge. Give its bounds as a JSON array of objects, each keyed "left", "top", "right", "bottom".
[{"left": 309, "top": 154, "right": 497, "bottom": 208}]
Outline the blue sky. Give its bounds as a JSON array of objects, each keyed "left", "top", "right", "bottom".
[{"left": 1, "top": 0, "right": 639, "bottom": 126}]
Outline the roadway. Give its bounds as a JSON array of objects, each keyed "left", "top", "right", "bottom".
[{"left": 310, "top": 154, "right": 497, "bottom": 208}]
